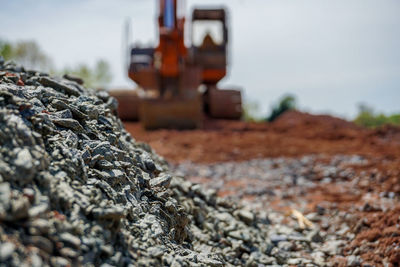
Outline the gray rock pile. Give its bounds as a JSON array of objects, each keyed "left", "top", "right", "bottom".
[{"left": 0, "top": 58, "right": 330, "bottom": 267}]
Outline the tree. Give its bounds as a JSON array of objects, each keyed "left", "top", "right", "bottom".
[
  {"left": 354, "top": 104, "right": 400, "bottom": 128},
  {"left": 1, "top": 38, "right": 112, "bottom": 89},
  {"left": 242, "top": 100, "right": 263, "bottom": 122},
  {"left": 0, "top": 39, "right": 52, "bottom": 70},
  {"left": 267, "top": 94, "right": 297, "bottom": 122},
  {"left": 0, "top": 40, "right": 13, "bottom": 60},
  {"left": 62, "top": 59, "right": 112, "bottom": 89}
]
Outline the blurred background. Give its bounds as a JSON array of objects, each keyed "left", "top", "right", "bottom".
[{"left": 1, "top": 0, "right": 399, "bottom": 122}]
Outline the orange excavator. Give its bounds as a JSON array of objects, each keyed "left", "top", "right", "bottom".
[{"left": 110, "top": 0, "right": 242, "bottom": 129}]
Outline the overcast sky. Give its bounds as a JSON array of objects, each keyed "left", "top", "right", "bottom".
[{"left": 1, "top": 0, "right": 399, "bottom": 118}]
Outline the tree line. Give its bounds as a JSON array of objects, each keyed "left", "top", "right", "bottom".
[{"left": 0, "top": 39, "right": 112, "bottom": 89}]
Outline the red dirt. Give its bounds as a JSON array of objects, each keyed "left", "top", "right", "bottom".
[
  {"left": 123, "top": 110, "right": 400, "bottom": 266},
  {"left": 125, "top": 111, "right": 400, "bottom": 164}
]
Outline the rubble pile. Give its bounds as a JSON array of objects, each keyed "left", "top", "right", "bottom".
[{"left": 0, "top": 59, "right": 331, "bottom": 266}]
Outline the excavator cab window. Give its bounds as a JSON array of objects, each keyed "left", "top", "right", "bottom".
[{"left": 192, "top": 20, "right": 224, "bottom": 48}]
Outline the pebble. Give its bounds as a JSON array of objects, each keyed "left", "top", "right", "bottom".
[
  {"left": 150, "top": 174, "right": 172, "bottom": 188},
  {"left": 0, "top": 242, "right": 15, "bottom": 261},
  {"left": 236, "top": 209, "right": 255, "bottom": 225},
  {"left": 347, "top": 255, "right": 362, "bottom": 266}
]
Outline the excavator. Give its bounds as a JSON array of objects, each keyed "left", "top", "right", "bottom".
[{"left": 110, "top": 0, "right": 242, "bottom": 129}]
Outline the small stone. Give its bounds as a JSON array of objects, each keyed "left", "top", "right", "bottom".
[
  {"left": 316, "top": 205, "right": 326, "bottom": 215},
  {"left": 28, "top": 236, "right": 54, "bottom": 254},
  {"left": 50, "top": 256, "right": 71, "bottom": 267},
  {"left": 236, "top": 209, "right": 255, "bottom": 225},
  {"left": 270, "top": 234, "right": 287, "bottom": 244},
  {"left": 60, "top": 247, "right": 79, "bottom": 258},
  {"left": 28, "top": 219, "right": 51, "bottom": 235},
  {"left": 100, "top": 245, "right": 114, "bottom": 256},
  {"left": 199, "top": 257, "right": 223, "bottom": 267},
  {"left": 311, "top": 251, "right": 326, "bottom": 266},
  {"left": 0, "top": 242, "right": 15, "bottom": 261},
  {"left": 52, "top": 118, "right": 84, "bottom": 132},
  {"left": 147, "top": 246, "right": 165, "bottom": 258},
  {"left": 287, "top": 258, "right": 302, "bottom": 265},
  {"left": 228, "top": 230, "right": 251, "bottom": 242},
  {"left": 144, "top": 158, "right": 156, "bottom": 172},
  {"left": 347, "top": 255, "right": 362, "bottom": 266},
  {"left": 278, "top": 241, "right": 294, "bottom": 251},
  {"left": 39, "top": 77, "right": 80, "bottom": 96},
  {"left": 307, "top": 229, "right": 324, "bottom": 243},
  {"left": 14, "top": 148, "right": 33, "bottom": 169},
  {"left": 0, "top": 183, "right": 11, "bottom": 210},
  {"left": 23, "top": 187, "right": 35, "bottom": 202},
  {"left": 150, "top": 174, "right": 172, "bottom": 188},
  {"left": 322, "top": 240, "right": 345, "bottom": 256},
  {"left": 92, "top": 206, "right": 125, "bottom": 220},
  {"left": 107, "top": 169, "right": 124, "bottom": 179},
  {"left": 60, "top": 232, "right": 81, "bottom": 248},
  {"left": 96, "top": 160, "right": 114, "bottom": 170}
]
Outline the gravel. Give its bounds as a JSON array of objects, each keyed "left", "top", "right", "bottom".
[{"left": 0, "top": 59, "right": 366, "bottom": 266}]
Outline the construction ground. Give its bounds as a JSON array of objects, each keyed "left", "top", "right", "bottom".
[{"left": 125, "top": 111, "right": 400, "bottom": 266}]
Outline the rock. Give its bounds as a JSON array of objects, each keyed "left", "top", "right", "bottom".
[
  {"left": 236, "top": 209, "right": 255, "bottom": 225},
  {"left": 100, "top": 245, "right": 114, "bottom": 256},
  {"left": 39, "top": 77, "right": 81, "bottom": 96},
  {"left": 316, "top": 205, "right": 326, "bottom": 215},
  {"left": 311, "top": 251, "right": 325, "bottom": 265},
  {"left": 347, "top": 255, "right": 362, "bottom": 266},
  {"left": 0, "top": 183, "right": 11, "bottom": 213},
  {"left": 92, "top": 206, "right": 125, "bottom": 220},
  {"left": 14, "top": 148, "right": 34, "bottom": 183},
  {"left": 60, "top": 247, "right": 79, "bottom": 258},
  {"left": 287, "top": 258, "right": 302, "bottom": 265},
  {"left": 278, "top": 241, "right": 294, "bottom": 251},
  {"left": 321, "top": 240, "right": 345, "bottom": 256},
  {"left": 228, "top": 230, "right": 251, "bottom": 242},
  {"left": 52, "top": 118, "right": 84, "bottom": 132},
  {"left": 50, "top": 256, "right": 70, "bottom": 267},
  {"left": 28, "top": 219, "right": 51, "bottom": 235},
  {"left": 14, "top": 148, "right": 33, "bottom": 169},
  {"left": 60, "top": 232, "right": 81, "bottom": 248},
  {"left": 199, "top": 257, "right": 223, "bottom": 266},
  {"left": 270, "top": 234, "right": 287, "bottom": 244},
  {"left": 27, "top": 236, "right": 54, "bottom": 254},
  {"left": 147, "top": 246, "right": 165, "bottom": 258},
  {"left": 0, "top": 242, "right": 15, "bottom": 261},
  {"left": 63, "top": 74, "right": 84, "bottom": 85},
  {"left": 307, "top": 229, "right": 324, "bottom": 243},
  {"left": 150, "top": 174, "right": 172, "bottom": 188}
]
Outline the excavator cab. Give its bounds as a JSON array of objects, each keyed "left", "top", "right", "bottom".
[
  {"left": 191, "top": 8, "right": 227, "bottom": 85},
  {"left": 191, "top": 8, "right": 242, "bottom": 120}
]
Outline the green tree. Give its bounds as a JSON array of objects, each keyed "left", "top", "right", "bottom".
[
  {"left": 1, "top": 38, "right": 112, "bottom": 89},
  {"left": 267, "top": 94, "right": 297, "bottom": 122},
  {"left": 0, "top": 39, "right": 52, "bottom": 70},
  {"left": 242, "top": 100, "right": 263, "bottom": 122},
  {"left": 0, "top": 40, "right": 13, "bottom": 60},
  {"left": 354, "top": 104, "right": 400, "bottom": 128},
  {"left": 62, "top": 59, "right": 112, "bottom": 89}
]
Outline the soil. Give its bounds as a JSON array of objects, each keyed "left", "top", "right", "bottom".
[
  {"left": 124, "top": 110, "right": 400, "bottom": 266},
  {"left": 125, "top": 111, "right": 400, "bottom": 164}
]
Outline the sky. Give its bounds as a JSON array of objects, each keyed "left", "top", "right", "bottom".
[{"left": 1, "top": 0, "right": 399, "bottom": 118}]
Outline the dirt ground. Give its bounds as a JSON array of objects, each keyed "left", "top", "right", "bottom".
[{"left": 124, "top": 111, "right": 400, "bottom": 266}]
